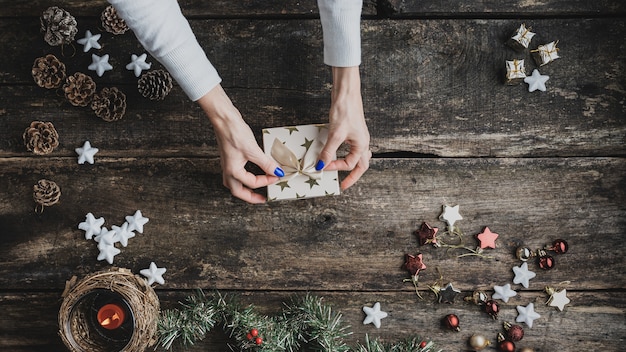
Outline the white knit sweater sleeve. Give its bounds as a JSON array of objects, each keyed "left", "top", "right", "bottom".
[
  {"left": 108, "top": 0, "right": 221, "bottom": 101},
  {"left": 317, "top": 0, "right": 363, "bottom": 67}
]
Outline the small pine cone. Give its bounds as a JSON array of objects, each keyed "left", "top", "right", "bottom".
[
  {"left": 63, "top": 72, "right": 97, "bottom": 107},
  {"left": 23, "top": 121, "right": 59, "bottom": 155},
  {"left": 101, "top": 5, "right": 129, "bottom": 35},
  {"left": 40, "top": 6, "right": 78, "bottom": 46},
  {"left": 33, "top": 179, "right": 61, "bottom": 209},
  {"left": 91, "top": 87, "right": 127, "bottom": 122},
  {"left": 138, "top": 70, "right": 173, "bottom": 101},
  {"left": 32, "top": 54, "right": 67, "bottom": 89}
]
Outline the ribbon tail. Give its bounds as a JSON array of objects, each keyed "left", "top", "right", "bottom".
[{"left": 271, "top": 138, "right": 300, "bottom": 176}]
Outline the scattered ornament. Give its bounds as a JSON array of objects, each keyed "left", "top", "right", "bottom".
[
  {"left": 403, "top": 253, "right": 426, "bottom": 298},
  {"left": 503, "top": 321, "right": 525, "bottom": 342},
  {"left": 497, "top": 337, "right": 516, "bottom": 352},
  {"left": 414, "top": 221, "right": 438, "bottom": 246},
  {"left": 531, "top": 40, "right": 560, "bottom": 66},
  {"left": 515, "top": 246, "right": 535, "bottom": 261},
  {"left": 465, "top": 290, "right": 488, "bottom": 305},
  {"left": 138, "top": 69, "right": 173, "bottom": 100},
  {"left": 32, "top": 54, "right": 66, "bottom": 89},
  {"left": 94, "top": 226, "right": 115, "bottom": 243},
  {"left": 362, "top": 302, "right": 387, "bottom": 328},
  {"left": 536, "top": 249, "right": 555, "bottom": 270},
  {"left": 493, "top": 283, "right": 517, "bottom": 303},
  {"left": 125, "top": 210, "right": 149, "bottom": 233},
  {"left": 439, "top": 204, "right": 463, "bottom": 232},
  {"left": 78, "top": 213, "right": 105, "bottom": 240},
  {"left": 468, "top": 334, "right": 491, "bottom": 350},
  {"left": 91, "top": 87, "right": 127, "bottom": 122},
  {"left": 23, "top": 121, "right": 59, "bottom": 155},
  {"left": 101, "top": 5, "right": 129, "bottom": 35},
  {"left": 505, "top": 59, "right": 526, "bottom": 85},
  {"left": 76, "top": 30, "right": 102, "bottom": 52},
  {"left": 476, "top": 226, "right": 499, "bottom": 249},
  {"left": 524, "top": 69, "right": 549, "bottom": 92},
  {"left": 512, "top": 262, "right": 536, "bottom": 288},
  {"left": 545, "top": 286, "right": 570, "bottom": 311},
  {"left": 546, "top": 239, "right": 569, "bottom": 254},
  {"left": 40, "top": 6, "right": 78, "bottom": 46},
  {"left": 63, "top": 72, "right": 96, "bottom": 107},
  {"left": 437, "top": 283, "right": 462, "bottom": 304},
  {"left": 443, "top": 313, "right": 460, "bottom": 331},
  {"left": 33, "top": 179, "right": 61, "bottom": 213},
  {"left": 88, "top": 53, "right": 113, "bottom": 77},
  {"left": 112, "top": 222, "right": 135, "bottom": 247},
  {"left": 484, "top": 299, "right": 500, "bottom": 319},
  {"left": 515, "top": 303, "right": 540, "bottom": 328},
  {"left": 126, "top": 53, "right": 152, "bottom": 77},
  {"left": 140, "top": 262, "right": 167, "bottom": 285},
  {"left": 75, "top": 141, "right": 99, "bottom": 165},
  {"left": 96, "top": 228, "right": 120, "bottom": 264},
  {"left": 506, "top": 23, "right": 536, "bottom": 51}
]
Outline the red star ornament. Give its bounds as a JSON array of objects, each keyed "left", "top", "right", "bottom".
[
  {"left": 414, "top": 222, "right": 439, "bottom": 246},
  {"left": 403, "top": 253, "right": 426, "bottom": 276},
  {"left": 476, "top": 227, "right": 499, "bottom": 249}
]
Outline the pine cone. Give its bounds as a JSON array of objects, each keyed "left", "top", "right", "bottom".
[
  {"left": 33, "top": 179, "right": 61, "bottom": 208},
  {"left": 32, "top": 54, "right": 67, "bottom": 89},
  {"left": 40, "top": 6, "right": 78, "bottom": 46},
  {"left": 23, "top": 121, "right": 59, "bottom": 155},
  {"left": 63, "top": 72, "right": 96, "bottom": 107},
  {"left": 101, "top": 5, "right": 129, "bottom": 35},
  {"left": 91, "top": 87, "right": 127, "bottom": 122},
  {"left": 138, "top": 70, "right": 173, "bottom": 101}
]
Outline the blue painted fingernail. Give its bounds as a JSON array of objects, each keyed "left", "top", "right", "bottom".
[
  {"left": 315, "top": 160, "right": 325, "bottom": 171},
  {"left": 274, "top": 167, "right": 285, "bottom": 177}
]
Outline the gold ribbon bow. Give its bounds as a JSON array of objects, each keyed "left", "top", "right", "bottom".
[{"left": 271, "top": 138, "right": 323, "bottom": 180}]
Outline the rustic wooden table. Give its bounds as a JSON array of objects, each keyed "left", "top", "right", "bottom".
[{"left": 1, "top": 1, "right": 625, "bottom": 351}]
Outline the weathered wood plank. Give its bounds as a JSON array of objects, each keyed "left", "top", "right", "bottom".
[
  {"left": 1, "top": 18, "right": 625, "bottom": 158},
  {"left": 1, "top": 291, "right": 624, "bottom": 351},
  {"left": 1, "top": 157, "right": 624, "bottom": 291}
]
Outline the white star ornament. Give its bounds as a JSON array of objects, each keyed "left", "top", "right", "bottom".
[
  {"left": 76, "top": 30, "right": 101, "bottom": 52},
  {"left": 112, "top": 222, "right": 135, "bottom": 247},
  {"left": 75, "top": 141, "right": 99, "bottom": 165},
  {"left": 96, "top": 229, "right": 120, "bottom": 264},
  {"left": 440, "top": 205, "right": 463, "bottom": 228},
  {"left": 512, "top": 262, "right": 536, "bottom": 288},
  {"left": 78, "top": 212, "right": 105, "bottom": 240},
  {"left": 125, "top": 210, "right": 149, "bottom": 233},
  {"left": 516, "top": 303, "right": 541, "bottom": 328},
  {"left": 547, "top": 288, "right": 570, "bottom": 311},
  {"left": 88, "top": 53, "right": 113, "bottom": 77},
  {"left": 493, "top": 283, "right": 517, "bottom": 303},
  {"left": 524, "top": 69, "right": 550, "bottom": 92},
  {"left": 126, "top": 53, "right": 152, "bottom": 77},
  {"left": 362, "top": 302, "right": 388, "bottom": 328},
  {"left": 140, "top": 262, "right": 166, "bottom": 285}
]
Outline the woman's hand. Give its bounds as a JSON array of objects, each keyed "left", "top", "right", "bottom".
[
  {"left": 197, "top": 85, "right": 284, "bottom": 204},
  {"left": 316, "top": 66, "right": 371, "bottom": 190}
]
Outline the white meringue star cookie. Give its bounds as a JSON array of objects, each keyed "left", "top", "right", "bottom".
[
  {"left": 88, "top": 53, "right": 113, "bottom": 77},
  {"left": 362, "top": 302, "right": 388, "bottom": 328},
  {"left": 75, "top": 141, "right": 99, "bottom": 165},
  {"left": 140, "top": 262, "right": 166, "bottom": 285},
  {"left": 524, "top": 69, "right": 550, "bottom": 92},
  {"left": 126, "top": 53, "right": 152, "bottom": 77},
  {"left": 440, "top": 204, "right": 463, "bottom": 229},
  {"left": 112, "top": 222, "right": 135, "bottom": 247},
  {"left": 125, "top": 210, "right": 149, "bottom": 233},
  {"left": 493, "top": 283, "right": 517, "bottom": 303},
  {"left": 512, "top": 262, "right": 536, "bottom": 288},
  {"left": 78, "top": 212, "right": 105, "bottom": 240},
  {"left": 76, "top": 30, "right": 101, "bottom": 52},
  {"left": 516, "top": 303, "right": 541, "bottom": 328}
]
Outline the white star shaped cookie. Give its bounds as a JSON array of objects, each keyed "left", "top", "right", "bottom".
[
  {"left": 78, "top": 212, "right": 105, "bottom": 240},
  {"left": 493, "top": 283, "right": 517, "bottom": 303},
  {"left": 75, "top": 141, "right": 99, "bottom": 165},
  {"left": 362, "top": 302, "right": 388, "bottom": 328},
  {"left": 516, "top": 303, "right": 541, "bottom": 328},
  {"left": 88, "top": 53, "right": 113, "bottom": 77},
  {"left": 112, "top": 222, "right": 135, "bottom": 247},
  {"left": 125, "top": 210, "right": 149, "bottom": 233},
  {"left": 126, "top": 53, "right": 152, "bottom": 77},
  {"left": 76, "top": 30, "right": 101, "bottom": 52},
  {"left": 440, "top": 205, "right": 463, "bottom": 228},
  {"left": 512, "top": 262, "right": 536, "bottom": 288},
  {"left": 524, "top": 69, "right": 550, "bottom": 92},
  {"left": 140, "top": 262, "right": 166, "bottom": 285}
]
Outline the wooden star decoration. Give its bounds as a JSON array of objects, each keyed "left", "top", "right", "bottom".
[
  {"left": 476, "top": 226, "right": 499, "bottom": 249},
  {"left": 403, "top": 253, "right": 426, "bottom": 276},
  {"left": 438, "top": 283, "right": 461, "bottom": 304},
  {"left": 546, "top": 287, "right": 570, "bottom": 311},
  {"left": 415, "top": 222, "right": 438, "bottom": 246},
  {"left": 440, "top": 205, "right": 463, "bottom": 228}
]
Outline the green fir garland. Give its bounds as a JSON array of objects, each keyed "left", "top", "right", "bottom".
[{"left": 158, "top": 291, "right": 440, "bottom": 352}]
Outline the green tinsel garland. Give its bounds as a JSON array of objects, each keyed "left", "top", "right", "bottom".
[{"left": 158, "top": 291, "right": 440, "bottom": 352}]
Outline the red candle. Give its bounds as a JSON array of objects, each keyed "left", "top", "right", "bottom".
[{"left": 97, "top": 303, "right": 126, "bottom": 330}]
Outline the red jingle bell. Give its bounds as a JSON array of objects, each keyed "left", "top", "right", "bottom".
[
  {"left": 497, "top": 340, "right": 515, "bottom": 352},
  {"left": 484, "top": 299, "right": 500, "bottom": 319},
  {"left": 443, "top": 313, "right": 461, "bottom": 331}
]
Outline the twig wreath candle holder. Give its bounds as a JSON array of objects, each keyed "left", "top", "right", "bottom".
[{"left": 58, "top": 268, "right": 160, "bottom": 352}]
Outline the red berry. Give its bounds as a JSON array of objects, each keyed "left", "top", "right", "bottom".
[
  {"left": 255, "top": 337, "right": 263, "bottom": 345},
  {"left": 420, "top": 341, "right": 427, "bottom": 348},
  {"left": 246, "top": 333, "right": 252, "bottom": 340},
  {"left": 250, "top": 328, "right": 259, "bottom": 337}
]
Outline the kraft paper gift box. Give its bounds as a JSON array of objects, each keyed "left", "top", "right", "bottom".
[{"left": 262, "top": 124, "right": 340, "bottom": 201}]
